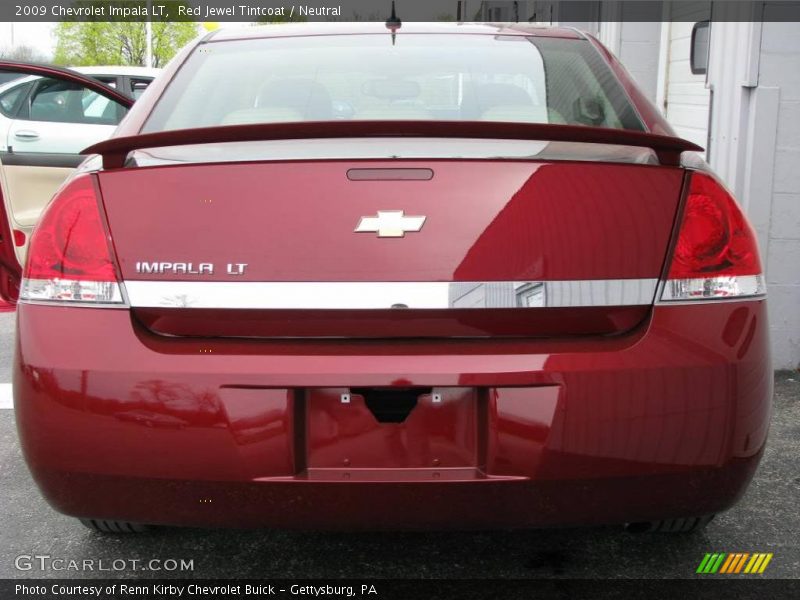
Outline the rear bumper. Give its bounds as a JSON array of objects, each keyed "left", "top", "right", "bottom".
[{"left": 14, "top": 300, "right": 772, "bottom": 529}]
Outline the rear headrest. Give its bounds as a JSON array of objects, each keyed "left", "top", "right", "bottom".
[
  {"left": 256, "top": 79, "right": 332, "bottom": 120},
  {"left": 475, "top": 83, "right": 534, "bottom": 109}
]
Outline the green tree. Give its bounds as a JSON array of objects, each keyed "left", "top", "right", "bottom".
[{"left": 53, "top": 20, "right": 198, "bottom": 68}]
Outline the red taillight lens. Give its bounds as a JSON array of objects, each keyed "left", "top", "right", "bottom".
[
  {"left": 661, "top": 172, "right": 765, "bottom": 301},
  {"left": 20, "top": 175, "right": 124, "bottom": 304},
  {"left": 668, "top": 173, "right": 760, "bottom": 278}
]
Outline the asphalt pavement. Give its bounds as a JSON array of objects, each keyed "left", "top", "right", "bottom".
[
  {"left": 0, "top": 311, "right": 797, "bottom": 579},
  {"left": 0, "top": 312, "right": 14, "bottom": 384}
]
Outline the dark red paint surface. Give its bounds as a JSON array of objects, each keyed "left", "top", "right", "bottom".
[
  {"left": 14, "top": 299, "right": 771, "bottom": 528},
  {"left": 99, "top": 161, "right": 684, "bottom": 282},
  {"left": 135, "top": 306, "right": 650, "bottom": 338}
]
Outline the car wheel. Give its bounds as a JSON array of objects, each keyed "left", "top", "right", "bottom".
[
  {"left": 625, "top": 515, "right": 715, "bottom": 533},
  {"left": 79, "top": 518, "right": 151, "bottom": 533}
]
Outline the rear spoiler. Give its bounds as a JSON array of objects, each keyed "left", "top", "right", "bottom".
[{"left": 83, "top": 121, "right": 703, "bottom": 169}]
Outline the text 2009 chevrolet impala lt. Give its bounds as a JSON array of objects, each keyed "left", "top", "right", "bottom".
[{"left": 0, "top": 23, "right": 771, "bottom": 533}]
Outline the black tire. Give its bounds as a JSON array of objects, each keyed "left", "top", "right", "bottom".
[
  {"left": 625, "top": 515, "right": 715, "bottom": 533},
  {"left": 79, "top": 518, "right": 150, "bottom": 533}
]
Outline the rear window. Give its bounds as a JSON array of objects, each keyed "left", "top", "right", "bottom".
[{"left": 144, "top": 34, "right": 643, "bottom": 132}]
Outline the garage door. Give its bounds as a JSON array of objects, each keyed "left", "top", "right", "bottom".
[{"left": 663, "top": 5, "right": 712, "bottom": 158}]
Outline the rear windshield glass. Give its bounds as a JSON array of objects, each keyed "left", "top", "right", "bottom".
[{"left": 144, "top": 34, "right": 643, "bottom": 132}]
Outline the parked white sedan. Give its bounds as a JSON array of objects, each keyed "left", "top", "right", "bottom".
[
  {"left": 0, "top": 64, "right": 151, "bottom": 267},
  {"left": 0, "top": 66, "right": 160, "bottom": 154}
]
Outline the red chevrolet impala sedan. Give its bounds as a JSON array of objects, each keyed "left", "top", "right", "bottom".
[{"left": 0, "top": 23, "right": 771, "bottom": 533}]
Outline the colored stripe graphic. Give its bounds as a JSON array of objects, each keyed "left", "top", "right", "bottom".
[
  {"left": 734, "top": 553, "right": 750, "bottom": 573},
  {"left": 745, "top": 554, "right": 764, "bottom": 573},
  {"left": 701, "top": 553, "right": 726, "bottom": 574},
  {"left": 711, "top": 553, "right": 726, "bottom": 573},
  {"left": 697, "top": 554, "right": 713, "bottom": 574},
  {"left": 719, "top": 554, "right": 736, "bottom": 574},
  {"left": 758, "top": 554, "right": 773, "bottom": 573},
  {"left": 723, "top": 553, "right": 744, "bottom": 574},
  {"left": 744, "top": 554, "right": 758, "bottom": 573},
  {"left": 698, "top": 552, "right": 772, "bottom": 574},
  {"left": 746, "top": 553, "right": 774, "bottom": 574}
]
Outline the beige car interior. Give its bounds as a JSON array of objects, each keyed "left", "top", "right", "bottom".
[
  {"left": 0, "top": 161, "right": 72, "bottom": 264},
  {"left": 222, "top": 107, "right": 305, "bottom": 125},
  {"left": 220, "top": 78, "right": 564, "bottom": 126},
  {"left": 222, "top": 79, "right": 333, "bottom": 126}
]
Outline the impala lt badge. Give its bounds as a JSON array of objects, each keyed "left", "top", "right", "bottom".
[
  {"left": 355, "top": 210, "right": 426, "bottom": 238},
  {"left": 135, "top": 262, "right": 247, "bottom": 275}
]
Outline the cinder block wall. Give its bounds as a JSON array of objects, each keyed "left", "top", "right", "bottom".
[{"left": 759, "top": 21, "right": 800, "bottom": 369}]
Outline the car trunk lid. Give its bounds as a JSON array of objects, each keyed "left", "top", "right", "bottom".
[{"left": 97, "top": 156, "right": 683, "bottom": 338}]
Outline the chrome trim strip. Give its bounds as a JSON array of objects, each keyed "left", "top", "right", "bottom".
[{"left": 124, "top": 279, "right": 659, "bottom": 310}]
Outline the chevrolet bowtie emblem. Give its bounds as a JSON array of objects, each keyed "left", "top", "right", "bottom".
[{"left": 354, "top": 210, "right": 426, "bottom": 238}]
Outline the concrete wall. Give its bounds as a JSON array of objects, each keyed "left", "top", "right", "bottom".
[
  {"left": 757, "top": 20, "right": 800, "bottom": 369},
  {"left": 704, "top": 19, "right": 800, "bottom": 369}
]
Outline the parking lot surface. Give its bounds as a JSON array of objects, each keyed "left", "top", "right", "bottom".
[{"left": 0, "top": 312, "right": 797, "bottom": 579}]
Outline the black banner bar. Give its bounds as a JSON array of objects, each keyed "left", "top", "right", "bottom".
[
  {"left": 4, "top": 579, "right": 800, "bottom": 600},
  {"left": 3, "top": 1, "right": 800, "bottom": 23}
]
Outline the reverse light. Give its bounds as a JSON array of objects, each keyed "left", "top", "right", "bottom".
[
  {"left": 20, "top": 175, "right": 124, "bottom": 305},
  {"left": 660, "top": 172, "right": 765, "bottom": 301}
]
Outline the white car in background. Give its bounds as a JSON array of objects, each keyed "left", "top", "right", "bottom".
[
  {"left": 0, "top": 66, "right": 160, "bottom": 154},
  {"left": 0, "top": 65, "right": 153, "bottom": 268}
]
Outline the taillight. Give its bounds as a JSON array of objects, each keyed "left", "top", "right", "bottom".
[
  {"left": 660, "top": 172, "right": 765, "bottom": 301},
  {"left": 20, "top": 175, "right": 124, "bottom": 305}
]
